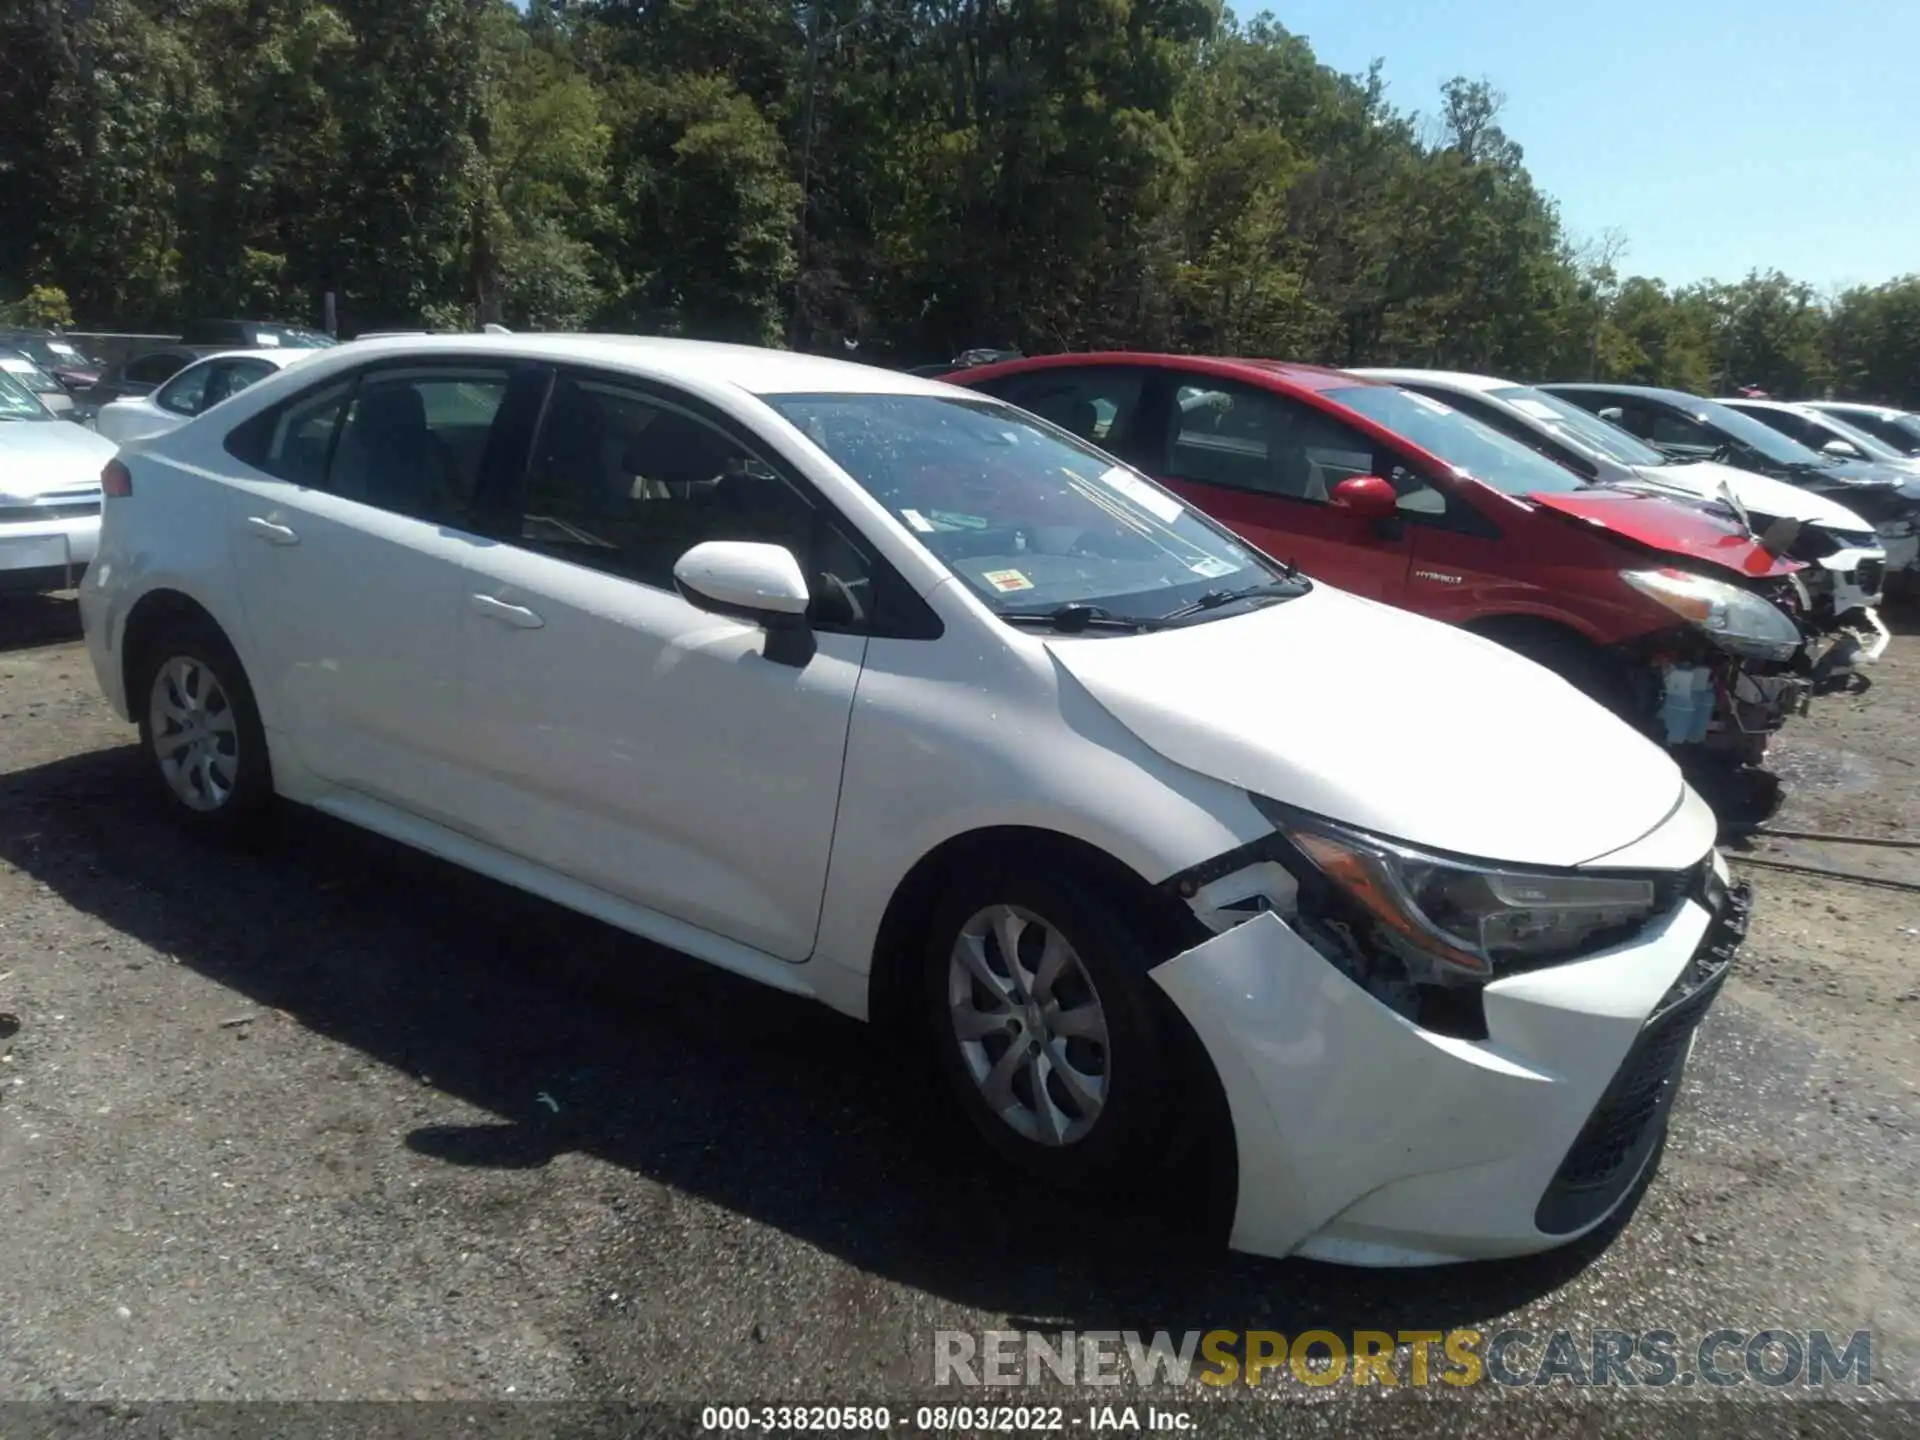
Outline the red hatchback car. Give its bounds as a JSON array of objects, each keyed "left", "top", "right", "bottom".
[{"left": 957, "top": 353, "right": 1814, "bottom": 771}]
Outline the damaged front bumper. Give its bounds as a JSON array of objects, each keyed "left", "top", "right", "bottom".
[{"left": 1151, "top": 866, "right": 1747, "bottom": 1265}]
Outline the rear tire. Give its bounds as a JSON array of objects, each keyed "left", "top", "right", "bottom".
[
  {"left": 132, "top": 616, "right": 273, "bottom": 838},
  {"left": 922, "top": 865, "right": 1174, "bottom": 1189}
]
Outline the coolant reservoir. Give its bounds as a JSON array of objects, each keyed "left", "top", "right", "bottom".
[{"left": 1657, "top": 664, "right": 1715, "bottom": 746}]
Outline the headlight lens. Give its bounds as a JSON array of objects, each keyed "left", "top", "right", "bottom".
[
  {"left": 1621, "top": 567, "right": 1801, "bottom": 661},
  {"left": 1278, "top": 816, "right": 1662, "bottom": 979}
]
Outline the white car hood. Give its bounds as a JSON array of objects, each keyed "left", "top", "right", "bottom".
[
  {"left": 1636, "top": 460, "right": 1874, "bottom": 536},
  {"left": 0, "top": 418, "right": 116, "bottom": 497},
  {"left": 1046, "top": 586, "right": 1691, "bottom": 869}
]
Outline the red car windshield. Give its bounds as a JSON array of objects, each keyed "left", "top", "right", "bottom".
[
  {"left": 769, "top": 393, "right": 1283, "bottom": 619},
  {"left": 1326, "top": 384, "right": 1588, "bottom": 496}
]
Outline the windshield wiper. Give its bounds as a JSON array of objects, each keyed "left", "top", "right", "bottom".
[
  {"left": 1156, "top": 574, "right": 1309, "bottom": 623},
  {"left": 1001, "top": 603, "right": 1164, "bottom": 634}
]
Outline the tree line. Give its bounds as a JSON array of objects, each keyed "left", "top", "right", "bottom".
[{"left": 2, "top": 0, "right": 1916, "bottom": 405}]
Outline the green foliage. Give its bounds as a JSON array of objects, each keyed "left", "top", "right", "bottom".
[
  {"left": 1, "top": 285, "right": 76, "bottom": 328},
  {"left": 0, "top": 0, "right": 1911, "bottom": 404}
]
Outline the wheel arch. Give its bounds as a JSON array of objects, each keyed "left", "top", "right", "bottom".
[
  {"left": 867, "top": 822, "right": 1237, "bottom": 1240},
  {"left": 864, "top": 824, "right": 1201, "bottom": 1041},
  {"left": 119, "top": 588, "right": 234, "bottom": 714},
  {"left": 1462, "top": 609, "right": 1611, "bottom": 652}
]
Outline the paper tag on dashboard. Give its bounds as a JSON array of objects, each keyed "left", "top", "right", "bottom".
[
  {"left": 982, "top": 568, "right": 1034, "bottom": 593},
  {"left": 1095, "top": 466, "right": 1184, "bottom": 525},
  {"left": 1510, "top": 398, "right": 1564, "bottom": 421}
]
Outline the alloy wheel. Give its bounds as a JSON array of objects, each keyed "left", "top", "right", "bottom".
[
  {"left": 946, "top": 903, "right": 1110, "bottom": 1146},
  {"left": 148, "top": 655, "right": 240, "bottom": 813}
]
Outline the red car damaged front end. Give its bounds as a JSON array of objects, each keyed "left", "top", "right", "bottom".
[
  {"left": 1518, "top": 488, "right": 1814, "bottom": 770},
  {"left": 952, "top": 353, "right": 1815, "bottom": 777}
]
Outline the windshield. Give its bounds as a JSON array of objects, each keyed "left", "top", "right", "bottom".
[
  {"left": 1488, "top": 386, "right": 1667, "bottom": 467},
  {"left": 1324, "top": 384, "right": 1587, "bottom": 495},
  {"left": 0, "top": 357, "right": 63, "bottom": 394},
  {"left": 768, "top": 394, "right": 1291, "bottom": 622},
  {"left": 1679, "top": 397, "right": 1830, "bottom": 467},
  {"left": 9, "top": 337, "right": 86, "bottom": 370},
  {"left": 0, "top": 370, "right": 53, "bottom": 420},
  {"left": 1800, "top": 410, "right": 1905, "bottom": 462}
]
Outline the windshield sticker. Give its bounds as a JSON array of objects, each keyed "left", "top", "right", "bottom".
[
  {"left": 1188, "top": 556, "right": 1238, "bottom": 579},
  {"left": 1509, "top": 398, "right": 1563, "bottom": 421},
  {"left": 256, "top": 334, "right": 282, "bottom": 347},
  {"left": 927, "top": 509, "right": 989, "bottom": 530},
  {"left": 982, "top": 568, "right": 1035, "bottom": 593},
  {"left": 1406, "top": 392, "right": 1453, "bottom": 416},
  {"left": 1094, "top": 466, "right": 1185, "bottom": 525},
  {"left": 900, "top": 507, "right": 934, "bottom": 533}
]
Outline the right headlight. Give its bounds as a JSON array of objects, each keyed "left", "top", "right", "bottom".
[
  {"left": 1621, "top": 567, "right": 1802, "bottom": 661},
  {"left": 1254, "top": 802, "right": 1667, "bottom": 981}
]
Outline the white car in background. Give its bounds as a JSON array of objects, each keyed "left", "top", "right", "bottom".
[
  {"left": 1717, "top": 397, "right": 1920, "bottom": 481},
  {"left": 80, "top": 334, "right": 1745, "bottom": 1266},
  {"left": 0, "top": 369, "right": 116, "bottom": 592},
  {"left": 1355, "top": 369, "right": 1892, "bottom": 650},
  {"left": 1806, "top": 401, "right": 1920, "bottom": 459},
  {"left": 94, "top": 348, "right": 316, "bottom": 445}
]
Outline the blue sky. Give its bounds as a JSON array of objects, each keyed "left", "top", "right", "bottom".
[{"left": 1252, "top": 0, "right": 1920, "bottom": 292}]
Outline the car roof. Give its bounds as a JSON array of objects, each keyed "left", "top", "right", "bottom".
[
  {"left": 176, "top": 347, "right": 318, "bottom": 368},
  {"left": 956, "top": 351, "right": 1379, "bottom": 394},
  {"left": 1715, "top": 397, "right": 1813, "bottom": 414},
  {"left": 1348, "top": 367, "right": 1511, "bottom": 393},
  {"left": 1810, "top": 400, "right": 1909, "bottom": 417},
  {"left": 300, "top": 333, "right": 967, "bottom": 398},
  {"left": 1538, "top": 382, "right": 1701, "bottom": 405}
]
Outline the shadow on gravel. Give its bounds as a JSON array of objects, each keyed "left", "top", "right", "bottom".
[
  {"left": 0, "top": 743, "right": 1638, "bottom": 1338},
  {"left": 0, "top": 593, "right": 83, "bottom": 654}
]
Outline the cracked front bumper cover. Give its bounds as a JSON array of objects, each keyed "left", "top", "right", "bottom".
[{"left": 1150, "top": 879, "right": 1739, "bottom": 1266}]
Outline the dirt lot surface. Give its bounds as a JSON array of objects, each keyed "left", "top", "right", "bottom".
[{"left": 0, "top": 592, "right": 1917, "bottom": 1431}]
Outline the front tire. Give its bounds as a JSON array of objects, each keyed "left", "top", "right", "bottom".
[
  {"left": 922, "top": 866, "right": 1174, "bottom": 1187},
  {"left": 132, "top": 617, "right": 272, "bottom": 837}
]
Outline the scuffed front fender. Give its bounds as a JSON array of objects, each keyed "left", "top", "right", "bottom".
[{"left": 1151, "top": 901, "right": 1711, "bottom": 1265}]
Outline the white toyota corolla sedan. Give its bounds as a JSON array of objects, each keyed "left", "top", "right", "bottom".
[
  {"left": 78, "top": 334, "right": 1746, "bottom": 1265},
  {"left": 93, "top": 347, "right": 317, "bottom": 445}
]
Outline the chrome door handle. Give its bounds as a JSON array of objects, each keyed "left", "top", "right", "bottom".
[
  {"left": 245, "top": 516, "right": 300, "bottom": 546},
  {"left": 469, "top": 593, "right": 545, "bottom": 630}
]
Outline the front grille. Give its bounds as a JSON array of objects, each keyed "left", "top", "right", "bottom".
[{"left": 1533, "top": 881, "right": 1749, "bottom": 1236}]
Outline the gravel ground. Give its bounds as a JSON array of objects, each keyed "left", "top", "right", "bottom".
[{"left": 0, "top": 591, "right": 1917, "bottom": 1433}]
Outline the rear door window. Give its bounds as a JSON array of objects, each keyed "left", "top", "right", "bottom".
[
  {"left": 226, "top": 378, "right": 354, "bottom": 486},
  {"left": 327, "top": 369, "right": 513, "bottom": 527}
]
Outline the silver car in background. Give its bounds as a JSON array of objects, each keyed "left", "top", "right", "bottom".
[{"left": 0, "top": 369, "right": 116, "bottom": 593}]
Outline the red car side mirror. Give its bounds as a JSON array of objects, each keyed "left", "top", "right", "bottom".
[{"left": 1329, "top": 475, "right": 1399, "bottom": 522}]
